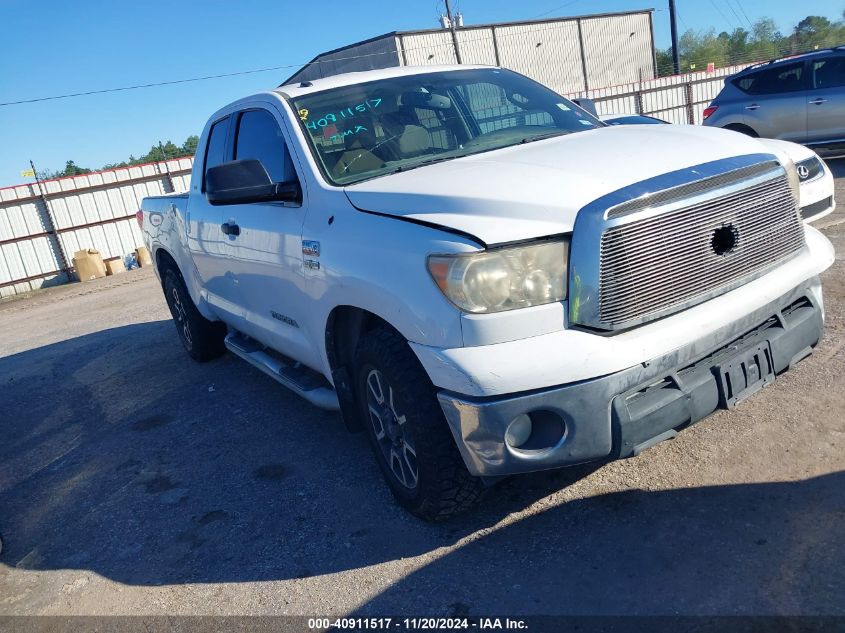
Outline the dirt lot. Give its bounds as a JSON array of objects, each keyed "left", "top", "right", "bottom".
[{"left": 1, "top": 167, "right": 844, "bottom": 617}]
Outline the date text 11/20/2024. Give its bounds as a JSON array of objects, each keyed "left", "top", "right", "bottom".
[{"left": 306, "top": 617, "right": 529, "bottom": 630}]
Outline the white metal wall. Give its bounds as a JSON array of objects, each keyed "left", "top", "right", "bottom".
[
  {"left": 401, "top": 31, "right": 459, "bottom": 66},
  {"left": 495, "top": 21, "right": 586, "bottom": 95},
  {"left": 0, "top": 158, "right": 193, "bottom": 298},
  {"left": 455, "top": 28, "right": 497, "bottom": 66},
  {"left": 287, "top": 12, "right": 656, "bottom": 94},
  {"left": 580, "top": 12, "right": 654, "bottom": 89}
]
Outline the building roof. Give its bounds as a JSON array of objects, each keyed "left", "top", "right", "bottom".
[{"left": 280, "top": 8, "right": 654, "bottom": 86}]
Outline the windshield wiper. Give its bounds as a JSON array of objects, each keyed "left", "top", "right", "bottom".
[
  {"left": 519, "top": 130, "right": 571, "bottom": 144},
  {"left": 388, "top": 153, "right": 464, "bottom": 174}
]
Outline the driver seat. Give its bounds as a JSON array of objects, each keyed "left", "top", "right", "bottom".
[{"left": 331, "top": 116, "right": 385, "bottom": 178}]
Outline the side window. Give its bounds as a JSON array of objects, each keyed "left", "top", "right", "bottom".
[
  {"left": 734, "top": 62, "right": 805, "bottom": 95},
  {"left": 234, "top": 109, "right": 296, "bottom": 183},
  {"left": 413, "top": 107, "right": 459, "bottom": 150},
  {"left": 812, "top": 57, "right": 845, "bottom": 90},
  {"left": 203, "top": 116, "right": 230, "bottom": 189}
]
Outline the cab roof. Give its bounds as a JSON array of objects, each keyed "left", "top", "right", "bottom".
[{"left": 275, "top": 64, "right": 492, "bottom": 99}]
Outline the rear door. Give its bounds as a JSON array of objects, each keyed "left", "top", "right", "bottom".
[
  {"left": 807, "top": 55, "right": 845, "bottom": 144},
  {"left": 217, "top": 106, "right": 316, "bottom": 366},
  {"left": 735, "top": 61, "right": 808, "bottom": 142}
]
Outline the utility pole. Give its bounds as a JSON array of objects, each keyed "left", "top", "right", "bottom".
[
  {"left": 157, "top": 141, "right": 175, "bottom": 193},
  {"left": 669, "top": 0, "right": 681, "bottom": 74},
  {"left": 444, "top": 0, "right": 463, "bottom": 64}
]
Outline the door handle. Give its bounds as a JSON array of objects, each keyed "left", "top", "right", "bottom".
[
  {"left": 809, "top": 98, "right": 828, "bottom": 105},
  {"left": 745, "top": 104, "right": 760, "bottom": 111},
  {"left": 221, "top": 222, "right": 240, "bottom": 236}
]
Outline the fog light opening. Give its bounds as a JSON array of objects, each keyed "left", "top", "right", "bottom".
[
  {"left": 505, "top": 410, "right": 566, "bottom": 452},
  {"left": 504, "top": 414, "right": 532, "bottom": 449}
]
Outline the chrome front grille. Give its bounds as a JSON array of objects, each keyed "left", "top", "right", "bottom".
[{"left": 597, "top": 168, "right": 805, "bottom": 328}]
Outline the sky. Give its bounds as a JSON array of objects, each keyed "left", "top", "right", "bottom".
[{"left": 1, "top": 0, "right": 842, "bottom": 188}]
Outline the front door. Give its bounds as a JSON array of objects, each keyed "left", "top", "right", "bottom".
[
  {"left": 217, "top": 106, "right": 316, "bottom": 367},
  {"left": 807, "top": 55, "right": 845, "bottom": 145},
  {"left": 738, "top": 61, "right": 808, "bottom": 143}
]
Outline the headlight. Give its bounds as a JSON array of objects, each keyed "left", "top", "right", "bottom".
[
  {"left": 427, "top": 238, "right": 569, "bottom": 314},
  {"left": 796, "top": 155, "right": 824, "bottom": 183}
]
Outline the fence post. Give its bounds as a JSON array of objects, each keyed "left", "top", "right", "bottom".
[
  {"left": 157, "top": 143, "right": 175, "bottom": 193},
  {"left": 30, "top": 160, "right": 71, "bottom": 276},
  {"left": 684, "top": 81, "right": 695, "bottom": 124},
  {"left": 635, "top": 90, "right": 644, "bottom": 115}
]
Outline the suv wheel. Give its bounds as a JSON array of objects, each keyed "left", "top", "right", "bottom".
[
  {"left": 723, "top": 123, "right": 758, "bottom": 137},
  {"left": 354, "top": 326, "right": 485, "bottom": 520}
]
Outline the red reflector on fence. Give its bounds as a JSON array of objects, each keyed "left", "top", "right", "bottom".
[{"left": 703, "top": 105, "right": 718, "bottom": 120}]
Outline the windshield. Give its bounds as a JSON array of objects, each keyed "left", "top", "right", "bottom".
[{"left": 290, "top": 68, "right": 603, "bottom": 186}]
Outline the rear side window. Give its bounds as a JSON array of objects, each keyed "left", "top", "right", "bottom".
[
  {"left": 234, "top": 109, "right": 296, "bottom": 183},
  {"left": 203, "top": 117, "right": 230, "bottom": 188},
  {"left": 457, "top": 82, "right": 557, "bottom": 133},
  {"left": 812, "top": 57, "right": 845, "bottom": 89},
  {"left": 733, "top": 62, "right": 806, "bottom": 95}
]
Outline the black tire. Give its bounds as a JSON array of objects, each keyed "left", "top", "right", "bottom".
[
  {"left": 163, "top": 267, "right": 226, "bottom": 362},
  {"left": 354, "top": 326, "right": 485, "bottom": 521}
]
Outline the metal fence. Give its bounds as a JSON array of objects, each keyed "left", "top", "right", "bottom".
[
  {"left": 0, "top": 158, "right": 193, "bottom": 298},
  {"left": 576, "top": 62, "right": 753, "bottom": 124}
]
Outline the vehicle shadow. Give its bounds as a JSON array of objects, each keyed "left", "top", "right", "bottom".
[
  {"left": 353, "top": 471, "right": 845, "bottom": 615},
  {"left": 0, "top": 322, "right": 842, "bottom": 616},
  {"left": 0, "top": 321, "right": 591, "bottom": 585}
]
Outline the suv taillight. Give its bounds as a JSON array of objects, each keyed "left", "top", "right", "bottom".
[
  {"left": 703, "top": 105, "right": 718, "bottom": 120},
  {"left": 136, "top": 210, "right": 144, "bottom": 229}
]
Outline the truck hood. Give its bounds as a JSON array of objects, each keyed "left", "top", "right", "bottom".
[{"left": 344, "top": 125, "right": 786, "bottom": 246}]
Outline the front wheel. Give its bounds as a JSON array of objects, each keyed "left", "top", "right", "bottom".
[
  {"left": 163, "top": 268, "right": 226, "bottom": 362},
  {"left": 354, "top": 326, "right": 484, "bottom": 521}
]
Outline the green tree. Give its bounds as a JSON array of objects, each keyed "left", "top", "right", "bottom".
[
  {"left": 40, "top": 160, "right": 92, "bottom": 179},
  {"left": 792, "top": 15, "right": 844, "bottom": 50},
  {"left": 181, "top": 135, "right": 199, "bottom": 156},
  {"left": 653, "top": 11, "right": 845, "bottom": 76}
]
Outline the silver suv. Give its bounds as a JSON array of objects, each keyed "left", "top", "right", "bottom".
[{"left": 703, "top": 47, "right": 845, "bottom": 156}]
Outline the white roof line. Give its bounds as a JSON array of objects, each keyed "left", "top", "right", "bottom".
[{"left": 275, "top": 64, "right": 494, "bottom": 98}]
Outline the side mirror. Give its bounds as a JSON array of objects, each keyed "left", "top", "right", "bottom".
[
  {"left": 206, "top": 159, "right": 301, "bottom": 206},
  {"left": 572, "top": 98, "right": 598, "bottom": 117}
]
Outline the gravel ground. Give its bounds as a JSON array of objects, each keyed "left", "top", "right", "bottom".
[{"left": 0, "top": 164, "right": 843, "bottom": 617}]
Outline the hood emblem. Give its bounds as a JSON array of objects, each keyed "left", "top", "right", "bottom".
[{"left": 711, "top": 224, "right": 739, "bottom": 256}]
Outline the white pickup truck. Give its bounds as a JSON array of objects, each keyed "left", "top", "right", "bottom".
[{"left": 140, "top": 65, "right": 836, "bottom": 520}]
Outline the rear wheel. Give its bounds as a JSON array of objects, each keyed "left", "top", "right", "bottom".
[
  {"left": 163, "top": 268, "right": 226, "bottom": 362},
  {"left": 723, "top": 123, "right": 758, "bottom": 137},
  {"left": 354, "top": 326, "right": 484, "bottom": 521}
]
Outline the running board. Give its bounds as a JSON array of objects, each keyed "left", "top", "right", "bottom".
[{"left": 224, "top": 333, "right": 340, "bottom": 411}]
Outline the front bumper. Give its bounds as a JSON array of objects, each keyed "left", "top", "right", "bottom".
[{"left": 437, "top": 277, "right": 824, "bottom": 477}]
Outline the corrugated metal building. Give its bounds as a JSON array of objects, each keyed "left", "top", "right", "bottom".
[
  {"left": 0, "top": 158, "right": 193, "bottom": 297},
  {"left": 282, "top": 10, "right": 656, "bottom": 94}
]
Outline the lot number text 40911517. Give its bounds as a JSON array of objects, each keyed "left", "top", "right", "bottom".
[{"left": 307, "top": 617, "right": 529, "bottom": 630}]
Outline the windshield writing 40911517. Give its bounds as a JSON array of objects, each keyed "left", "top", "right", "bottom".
[{"left": 303, "top": 98, "right": 382, "bottom": 131}]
